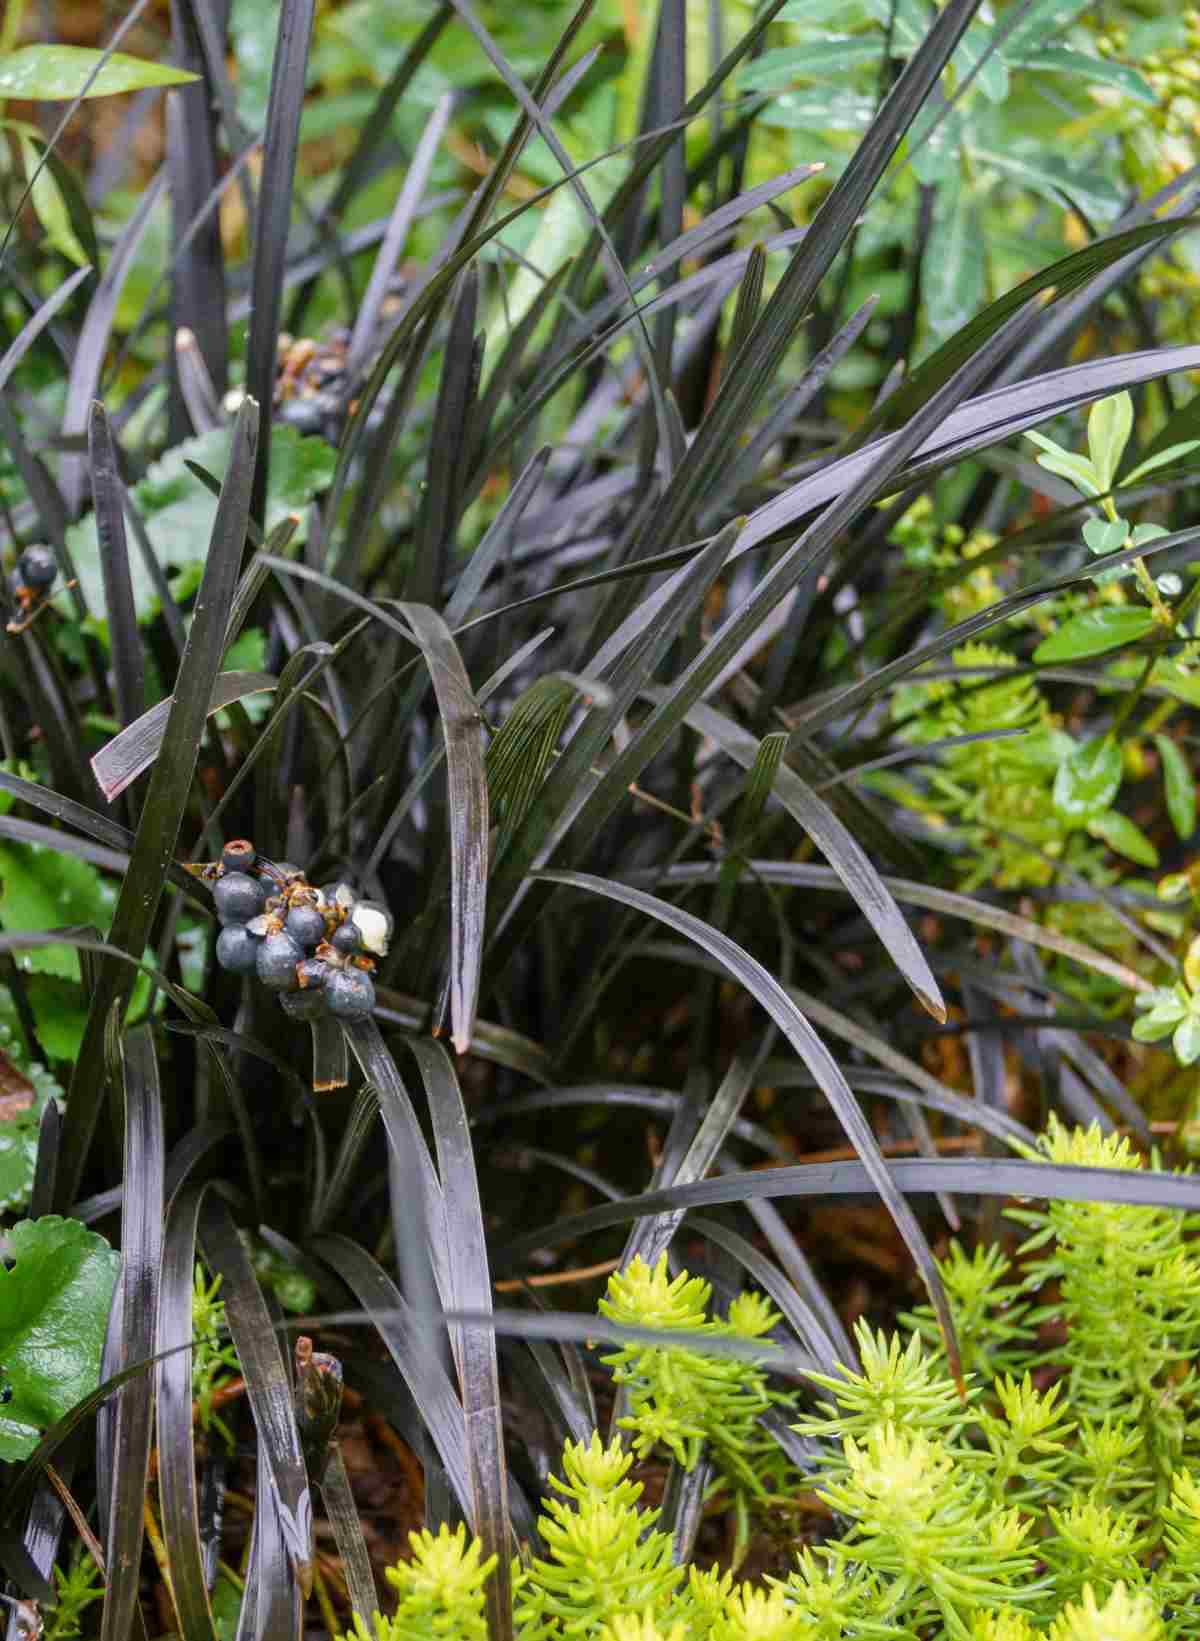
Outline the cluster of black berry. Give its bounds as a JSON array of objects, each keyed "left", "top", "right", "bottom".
[
  {"left": 210, "top": 841, "right": 391, "bottom": 1022},
  {"left": 6, "top": 546, "right": 58, "bottom": 634}
]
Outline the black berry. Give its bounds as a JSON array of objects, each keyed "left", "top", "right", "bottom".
[
  {"left": 257, "top": 931, "right": 305, "bottom": 990},
  {"left": 297, "top": 958, "right": 328, "bottom": 990},
  {"left": 286, "top": 905, "right": 327, "bottom": 949},
  {"left": 331, "top": 921, "right": 361, "bottom": 955},
  {"left": 16, "top": 545, "right": 56, "bottom": 589},
  {"left": 216, "top": 925, "right": 261, "bottom": 975},
  {"left": 213, "top": 872, "right": 268, "bottom": 926},
  {"left": 325, "top": 968, "right": 375, "bottom": 1020},
  {"left": 221, "top": 839, "right": 257, "bottom": 872}
]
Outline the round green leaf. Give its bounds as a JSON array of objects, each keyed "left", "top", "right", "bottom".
[
  {"left": 0, "top": 1217, "right": 119, "bottom": 1461},
  {"left": 0, "top": 45, "right": 197, "bottom": 101},
  {"left": 1034, "top": 606, "right": 1157, "bottom": 664},
  {"left": 1053, "top": 735, "right": 1122, "bottom": 820},
  {"left": 1175, "top": 1013, "right": 1200, "bottom": 1067},
  {"left": 1155, "top": 734, "right": 1197, "bottom": 842},
  {"left": 1081, "top": 518, "right": 1126, "bottom": 556}
]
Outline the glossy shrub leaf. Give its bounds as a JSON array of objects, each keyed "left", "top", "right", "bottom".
[
  {"left": 1156, "top": 735, "right": 1197, "bottom": 842},
  {"left": 1033, "top": 606, "right": 1156, "bottom": 664},
  {"left": 1081, "top": 518, "right": 1127, "bottom": 556},
  {"left": 1086, "top": 809, "right": 1158, "bottom": 869},
  {"left": 0, "top": 1216, "right": 119, "bottom": 1460},
  {"left": 1087, "top": 391, "right": 1133, "bottom": 492},
  {"left": 1053, "top": 736, "right": 1122, "bottom": 820},
  {"left": 1123, "top": 440, "right": 1200, "bottom": 486},
  {"left": 0, "top": 45, "right": 197, "bottom": 100}
]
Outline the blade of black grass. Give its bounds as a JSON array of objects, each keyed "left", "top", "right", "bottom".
[
  {"left": 0, "top": 266, "right": 92, "bottom": 396},
  {"left": 0, "top": 815, "right": 130, "bottom": 875},
  {"left": 312, "top": 1237, "right": 474, "bottom": 1517},
  {"left": 88, "top": 403, "right": 144, "bottom": 731},
  {"left": 486, "top": 522, "right": 738, "bottom": 938},
  {"left": 495, "top": 1153, "right": 1200, "bottom": 1271},
  {"left": 237, "top": 1427, "right": 301, "bottom": 1641},
  {"left": 373, "top": 988, "right": 552, "bottom": 1082},
  {"left": 311, "top": 1083, "right": 378, "bottom": 1235},
  {"left": 155, "top": 1184, "right": 216, "bottom": 1641},
  {"left": 645, "top": 860, "right": 1152, "bottom": 994},
  {"left": 690, "top": 1216, "right": 838, "bottom": 1374},
  {"left": 246, "top": 0, "right": 317, "bottom": 525},
  {"left": 445, "top": 447, "right": 550, "bottom": 622},
  {"left": 198, "top": 1196, "right": 313, "bottom": 1590},
  {"left": 101, "top": 1027, "right": 163, "bottom": 1641},
  {"left": 408, "top": 275, "right": 482, "bottom": 607},
  {"left": 407, "top": 1039, "right": 511, "bottom": 1638},
  {"left": 534, "top": 871, "right": 963, "bottom": 1379},
  {"left": 347, "top": 92, "right": 454, "bottom": 379},
  {"left": 318, "top": 1448, "right": 377, "bottom": 1620},
  {"left": 166, "top": 4, "right": 229, "bottom": 431},
  {"left": 0, "top": 771, "right": 210, "bottom": 908},
  {"left": 56, "top": 398, "right": 258, "bottom": 1212},
  {"left": 394, "top": 604, "right": 488, "bottom": 1054},
  {"left": 91, "top": 669, "right": 277, "bottom": 802},
  {"left": 670, "top": 695, "right": 944, "bottom": 1019},
  {"left": 60, "top": 174, "right": 166, "bottom": 517},
  {"left": 622, "top": 0, "right": 986, "bottom": 559}
]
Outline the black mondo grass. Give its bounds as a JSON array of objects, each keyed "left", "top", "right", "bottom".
[{"left": 8, "top": 0, "right": 1200, "bottom": 1635}]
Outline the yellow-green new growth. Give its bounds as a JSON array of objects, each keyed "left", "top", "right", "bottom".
[{"left": 352, "top": 1523, "right": 496, "bottom": 1641}]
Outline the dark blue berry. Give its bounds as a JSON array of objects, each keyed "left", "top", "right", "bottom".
[
  {"left": 221, "top": 839, "right": 257, "bottom": 872},
  {"left": 16, "top": 545, "right": 56, "bottom": 589},
  {"left": 331, "top": 921, "right": 361, "bottom": 955},
  {"left": 257, "top": 932, "right": 305, "bottom": 990},
  {"left": 325, "top": 968, "right": 375, "bottom": 1020},
  {"left": 297, "top": 958, "right": 328, "bottom": 990},
  {"left": 216, "top": 924, "right": 261, "bottom": 975},
  {"left": 281, "top": 988, "right": 329, "bottom": 1022},
  {"left": 213, "top": 872, "right": 268, "bottom": 926},
  {"left": 286, "top": 905, "right": 327, "bottom": 949}
]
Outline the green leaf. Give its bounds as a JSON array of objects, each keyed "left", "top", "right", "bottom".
[
  {"left": 0, "top": 841, "right": 114, "bottom": 982},
  {"left": 1175, "top": 1013, "right": 1200, "bottom": 1067},
  {"left": 1132, "top": 1002, "right": 1188, "bottom": 1044},
  {"left": 1053, "top": 735, "right": 1122, "bottom": 819},
  {"left": 1156, "top": 734, "right": 1197, "bottom": 841},
  {"left": 1086, "top": 808, "right": 1158, "bottom": 868},
  {"left": 0, "top": 44, "right": 197, "bottom": 100},
  {"left": 17, "top": 134, "right": 88, "bottom": 267},
  {"left": 1122, "top": 440, "right": 1200, "bottom": 485},
  {"left": 1033, "top": 606, "right": 1156, "bottom": 664},
  {"left": 1087, "top": 393, "right": 1134, "bottom": 492},
  {"left": 0, "top": 1216, "right": 119, "bottom": 1460},
  {"left": 1011, "top": 46, "right": 1156, "bottom": 104},
  {"left": 1081, "top": 518, "right": 1126, "bottom": 556},
  {"left": 66, "top": 425, "right": 335, "bottom": 627},
  {"left": 0, "top": 1026, "right": 61, "bottom": 1214},
  {"left": 1024, "top": 431, "right": 1102, "bottom": 497}
]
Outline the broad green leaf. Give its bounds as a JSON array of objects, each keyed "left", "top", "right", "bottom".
[
  {"left": 1033, "top": 606, "right": 1156, "bottom": 664},
  {"left": 922, "top": 175, "right": 985, "bottom": 346},
  {"left": 0, "top": 841, "right": 115, "bottom": 982},
  {"left": 66, "top": 424, "right": 335, "bottom": 626},
  {"left": 1132, "top": 1002, "right": 1188, "bottom": 1043},
  {"left": 972, "top": 144, "right": 1122, "bottom": 226},
  {"left": 1156, "top": 734, "right": 1197, "bottom": 841},
  {"left": 1011, "top": 46, "right": 1156, "bottom": 104},
  {"left": 0, "top": 44, "right": 197, "bottom": 100},
  {"left": 1053, "top": 735, "right": 1122, "bottom": 820},
  {"left": 1087, "top": 393, "right": 1134, "bottom": 492},
  {"left": 1081, "top": 518, "right": 1126, "bottom": 556},
  {"left": 1122, "top": 441, "right": 1200, "bottom": 485},
  {"left": 0, "top": 1025, "right": 61, "bottom": 1214},
  {"left": 739, "top": 38, "right": 881, "bottom": 91},
  {"left": 0, "top": 1216, "right": 119, "bottom": 1460},
  {"left": 1086, "top": 808, "right": 1158, "bottom": 868}
]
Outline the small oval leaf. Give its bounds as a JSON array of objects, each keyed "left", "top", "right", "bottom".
[
  {"left": 1053, "top": 735, "right": 1122, "bottom": 819},
  {"left": 1086, "top": 808, "right": 1159, "bottom": 868},
  {"left": 1034, "top": 605, "right": 1157, "bottom": 664}
]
